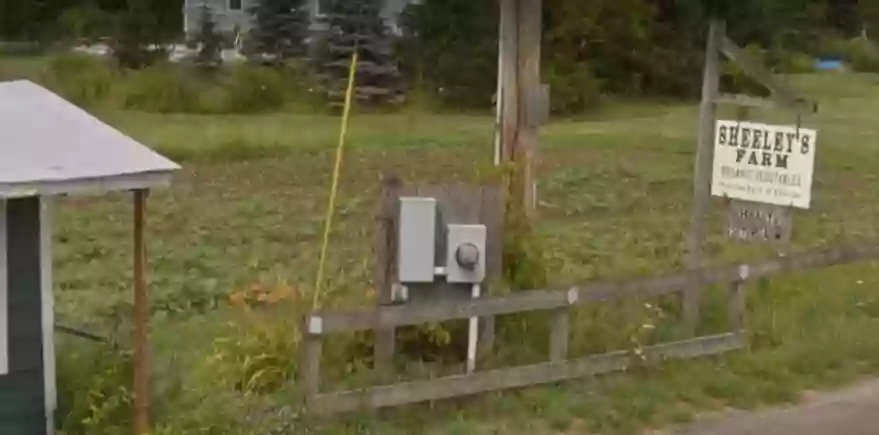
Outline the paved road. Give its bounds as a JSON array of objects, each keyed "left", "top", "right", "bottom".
[{"left": 675, "top": 379, "right": 879, "bottom": 435}]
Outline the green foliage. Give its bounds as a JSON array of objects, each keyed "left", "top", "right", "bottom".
[
  {"left": 398, "top": 0, "right": 498, "bottom": 109},
  {"left": 210, "top": 282, "right": 303, "bottom": 396},
  {"left": 38, "top": 55, "right": 314, "bottom": 114},
  {"left": 317, "top": 0, "right": 405, "bottom": 108},
  {"left": 58, "top": 4, "right": 115, "bottom": 41},
  {"left": 845, "top": 37, "right": 879, "bottom": 71},
  {"left": 814, "top": 36, "right": 879, "bottom": 72},
  {"left": 219, "top": 63, "right": 291, "bottom": 112},
  {"left": 542, "top": 40, "right": 602, "bottom": 114},
  {"left": 247, "top": 0, "right": 310, "bottom": 66},
  {"left": 41, "top": 52, "right": 118, "bottom": 107},
  {"left": 57, "top": 341, "right": 133, "bottom": 435},
  {"left": 112, "top": 0, "right": 170, "bottom": 69},
  {"left": 501, "top": 165, "right": 548, "bottom": 291},
  {"left": 861, "top": 0, "right": 879, "bottom": 39},
  {"left": 775, "top": 51, "right": 817, "bottom": 74},
  {"left": 119, "top": 63, "right": 204, "bottom": 113},
  {"left": 546, "top": 0, "right": 703, "bottom": 100}
]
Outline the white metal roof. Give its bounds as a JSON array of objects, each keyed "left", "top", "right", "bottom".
[{"left": 0, "top": 80, "right": 180, "bottom": 199}]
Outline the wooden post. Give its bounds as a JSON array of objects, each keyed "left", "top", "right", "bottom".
[
  {"left": 549, "top": 309, "right": 569, "bottom": 362},
  {"left": 498, "top": 0, "right": 519, "bottom": 166},
  {"left": 729, "top": 266, "right": 747, "bottom": 336},
  {"left": 132, "top": 190, "right": 149, "bottom": 435},
  {"left": 517, "top": 0, "right": 542, "bottom": 214},
  {"left": 685, "top": 20, "right": 723, "bottom": 328},
  {"left": 374, "top": 175, "right": 401, "bottom": 375},
  {"left": 301, "top": 317, "right": 323, "bottom": 405}
]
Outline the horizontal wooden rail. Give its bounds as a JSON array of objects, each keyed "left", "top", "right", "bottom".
[
  {"left": 309, "top": 333, "right": 744, "bottom": 414},
  {"left": 311, "top": 244, "right": 879, "bottom": 334}
]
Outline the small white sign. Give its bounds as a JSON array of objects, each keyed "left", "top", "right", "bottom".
[{"left": 711, "top": 120, "right": 817, "bottom": 209}]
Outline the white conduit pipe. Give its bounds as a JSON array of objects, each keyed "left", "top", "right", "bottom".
[{"left": 466, "top": 283, "right": 481, "bottom": 374}]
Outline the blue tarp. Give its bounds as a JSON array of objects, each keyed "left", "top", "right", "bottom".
[{"left": 815, "top": 59, "right": 845, "bottom": 71}]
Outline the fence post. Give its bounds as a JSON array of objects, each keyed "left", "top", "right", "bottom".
[
  {"left": 729, "top": 266, "right": 748, "bottom": 336},
  {"left": 550, "top": 289, "right": 576, "bottom": 362},
  {"left": 685, "top": 19, "right": 724, "bottom": 330},
  {"left": 374, "top": 174, "right": 401, "bottom": 376},
  {"left": 550, "top": 309, "right": 570, "bottom": 362},
  {"left": 301, "top": 316, "right": 323, "bottom": 406}
]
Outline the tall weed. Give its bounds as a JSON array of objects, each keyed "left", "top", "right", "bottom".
[
  {"left": 117, "top": 64, "right": 204, "bottom": 113},
  {"left": 41, "top": 53, "right": 118, "bottom": 107}
]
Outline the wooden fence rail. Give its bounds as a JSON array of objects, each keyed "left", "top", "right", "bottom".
[{"left": 301, "top": 243, "right": 879, "bottom": 415}]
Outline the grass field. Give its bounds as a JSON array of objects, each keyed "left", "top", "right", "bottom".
[{"left": 25, "top": 67, "right": 879, "bottom": 434}]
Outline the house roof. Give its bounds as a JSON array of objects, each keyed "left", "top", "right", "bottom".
[{"left": 0, "top": 80, "right": 180, "bottom": 199}]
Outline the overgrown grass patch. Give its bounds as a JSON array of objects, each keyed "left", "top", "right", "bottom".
[{"left": 48, "top": 72, "right": 879, "bottom": 434}]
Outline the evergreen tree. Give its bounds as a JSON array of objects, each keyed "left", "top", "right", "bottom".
[
  {"left": 399, "top": 0, "right": 497, "bottom": 108},
  {"left": 191, "top": 1, "right": 223, "bottom": 71},
  {"left": 317, "top": 0, "right": 404, "bottom": 108},
  {"left": 860, "top": 0, "right": 879, "bottom": 39},
  {"left": 248, "top": 0, "right": 310, "bottom": 66},
  {"left": 113, "top": 0, "right": 164, "bottom": 69}
]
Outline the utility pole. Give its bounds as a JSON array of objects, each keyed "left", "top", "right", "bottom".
[{"left": 497, "top": 0, "right": 543, "bottom": 217}]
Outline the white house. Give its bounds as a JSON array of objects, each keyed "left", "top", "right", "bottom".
[{"left": 182, "top": 0, "right": 419, "bottom": 38}]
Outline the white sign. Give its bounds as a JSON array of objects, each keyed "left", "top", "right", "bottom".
[{"left": 711, "top": 120, "right": 817, "bottom": 209}]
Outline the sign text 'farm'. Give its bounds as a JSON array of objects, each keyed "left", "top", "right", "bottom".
[{"left": 711, "top": 120, "right": 817, "bottom": 209}]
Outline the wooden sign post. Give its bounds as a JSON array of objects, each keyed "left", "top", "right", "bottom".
[{"left": 686, "top": 19, "right": 818, "bottom": 327}]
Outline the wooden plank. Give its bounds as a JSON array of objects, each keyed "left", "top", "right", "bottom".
[
  {"left": 373, "top": 175, "right": 402, "bottom": 373},
  {"left": 318, "top": 288, "right": 572, "bottom": 333},
  {"left": 549, "top": 308, "right": 569, "bottom": 362},
  {"left": 310, "top": 333, "right": 743, "bottom": 415},
  {"left": 315, "top": 243, "right": 879, "bottom": 333},
  {"left": 686, "top": 19, "right": 724, "bottom": 329},
  {"left": 720, "top": 37, "right": 817, "bottom": 114}
]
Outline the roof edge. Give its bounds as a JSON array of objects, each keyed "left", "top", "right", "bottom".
[{"left": 0, "top": 171, "right": 176, "bottom": 199}]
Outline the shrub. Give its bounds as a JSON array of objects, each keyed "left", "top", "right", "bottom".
[
  {"left": 41, "top": 53, "right": 118, "bottom": 107},
  {"left": 220, "top": 64, "right": 290, "bottom": 113},
  {"left": 776, "top": 51, "right": 816, "bottom": 74},
  {"left": 209, "top": 282, "right": 303, "bottom": 396},
  {"left": 814, "top": 37, "right": 879, "bottom": 72},
  {"left": 544, "top": 59, "right": 603, "bottom": 115},
  {"left": 58, "top": 5, "right": 115, "bottom": 42},
  {"left": 398, "top": 0, "right": 498, "bottom": 109},
  {"left": 56, "top": 340, "right": 133, "bottom": 435},
  {"left": 846, "top": 38, "right": 879, "bottom": 72},
  {"left": 118, "top": 64, "right": 203, "bottom": 113}
]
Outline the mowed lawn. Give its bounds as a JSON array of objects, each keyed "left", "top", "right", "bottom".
[{"left": 48, "top": 72, "right": 879, "bottom": 434}]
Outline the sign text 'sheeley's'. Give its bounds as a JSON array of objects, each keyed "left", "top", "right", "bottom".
[{"left": 711, "top": 120, "right": 817, "bottom": 209}]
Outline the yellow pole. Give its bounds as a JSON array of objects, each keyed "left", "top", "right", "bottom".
[{"left": 313, "top": 50, "right": 359, "bottom": 310}]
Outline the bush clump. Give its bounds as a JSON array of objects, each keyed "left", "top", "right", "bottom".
[
  {"left": 41, "top": 53, "right": 118, "bottom": 107},
  {"left": 220, "top": 64, "right": 290, "bottom": 113},
  {"left": 845, "top": 38, "right": 879, "bottom": 72},
  {"left": 118, "top": 63, "right": 204, "bottom": 113}
]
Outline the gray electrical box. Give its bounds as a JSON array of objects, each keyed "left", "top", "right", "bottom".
[
  {"left": 398, "top": 197, "right": 437, "bottom": 283},
  {"left": 446, "top": 224, "right": 487, "bottom": 284}
]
